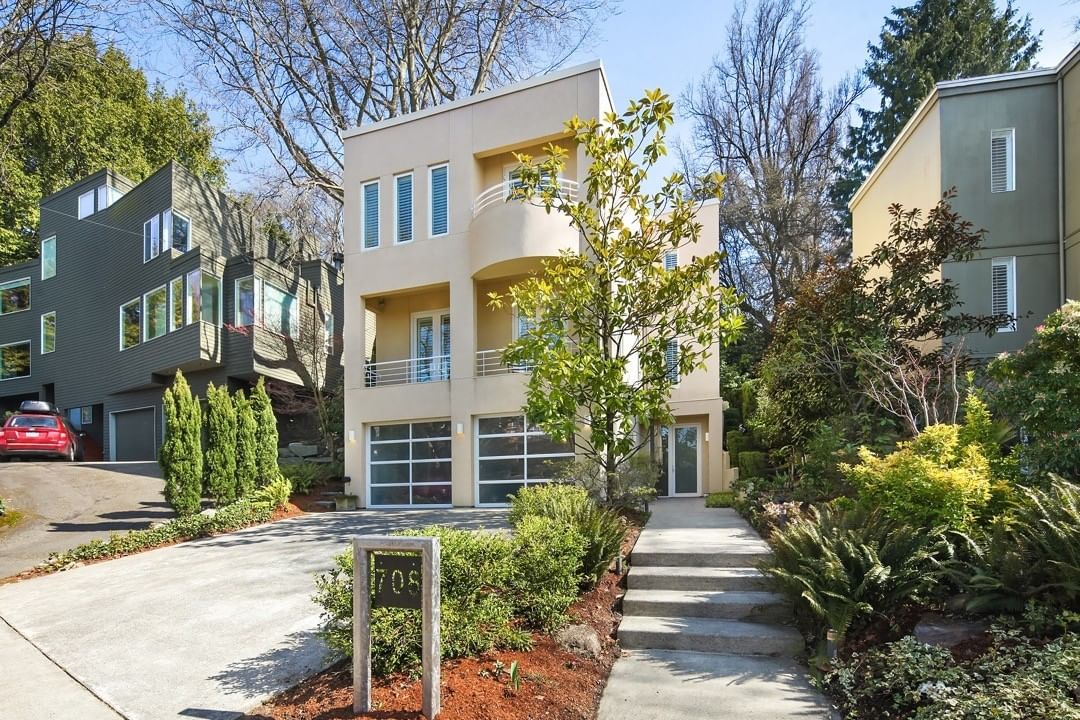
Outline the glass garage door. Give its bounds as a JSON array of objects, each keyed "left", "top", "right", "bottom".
[
  {"left": 475, "top": 415, "right": 575, "bottom": 506},
  {"left": 368, "top": 420, "right": 452, "bottom": 506}
]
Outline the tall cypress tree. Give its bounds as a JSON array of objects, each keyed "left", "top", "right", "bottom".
[
  {"left": 834, "top": 0, "right": 1041, "bottom": 213},
  {"left": 205, "top": 384, "right": 239, "bottom": 506},
  {"left": 234, "top": 389, "right": 258, "bottom": 498},
  {"left": 250, "top": 377, "right": 280, "bottom": 486},
  {"left": 161, "top": 370, "right": 203, "bottom": 516}
]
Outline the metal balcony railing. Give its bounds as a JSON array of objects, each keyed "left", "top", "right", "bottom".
[
  {"left": 475, "top": 348, "right": 535, "bottom": 377},
  {"left": 364, "top": 355, "right": 450, "bottom": 387},
  {"left": 471, "top": 178, "right": 579, "bottom": 218}
]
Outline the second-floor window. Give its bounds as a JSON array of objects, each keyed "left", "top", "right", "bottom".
[
  {"left": 0, "top": 340, "right": 30, "bottom": 380},
  {"left": 236, "top": 276, "right": 257, "bottom": 326},
  {"left": 170, "top": 276, "right": 185, "bottom": 331},
  {"left": 663, "top": 251, "right": 678, "bottom": 270},
  {"left": 395, "top": 172, "right": 413, "bottom": 243},
  {"left": 263, "top": 281, "right": 297, "bottom": 337},
  {"left": 0, "top": 278, "right": 30, "bottom": 315},
  {"left": 187, "top": 270, "right": 221, "bottom": 326},
  {"left": 120, "top": 298, "right": 141, "bottom": 350},
  {"left": 144, "top": 285, "right": 168, "bottom": 341},
  {"left": 41, "top": 312, "right": 55, "bottom": 354},
  {"left": 430, "top": 164, "right": 449, "bottom": 237},
  {"left": 41, "top": 237, "right": 56, "bottom": 280},
  {"left": 991, "top": 128, "right": 1015, "bottom": 193},
  {"left": 666, "top": 339, "right": 679, "bottom": 383},
  {"left": 362, "top": 180, "right": 379, "bottom": 249}
]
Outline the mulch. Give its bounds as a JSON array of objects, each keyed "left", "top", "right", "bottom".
[{"left": 244, "top": 525, "right": 642, "bottom": 720}]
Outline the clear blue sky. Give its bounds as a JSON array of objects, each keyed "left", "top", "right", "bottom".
[{"left": 134, "top": 1, "right": 1080, "bottom": 190}]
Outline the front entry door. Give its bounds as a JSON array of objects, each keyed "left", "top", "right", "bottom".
[
  {"left": 657, "top": 423, "right": 701, "bottom": 497},
  {"left": 412, "top": 310, "right": 450, "bottom": 382}
]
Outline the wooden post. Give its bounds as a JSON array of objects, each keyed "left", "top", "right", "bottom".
[
  {"left": 352, "top": 539, "right": 372, "bottom": 713},
  {"left": 422, "top": 539, "right": 441, "bottom": 719}
]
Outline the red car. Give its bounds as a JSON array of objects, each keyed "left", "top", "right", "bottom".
[{"left": 0, "top": 402, "right": 83, "bottom": 461}]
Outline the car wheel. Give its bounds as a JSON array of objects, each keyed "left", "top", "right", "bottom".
[{"left": 67, "top": 444, "right": 76, "bottom": 462}]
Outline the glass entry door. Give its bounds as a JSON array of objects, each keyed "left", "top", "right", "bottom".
[
  {"left": 413, "top": 310, "right": 450, "bottom": 382},
  {"left": 657, "top": 423, "right": 701, "bottom": 497}
]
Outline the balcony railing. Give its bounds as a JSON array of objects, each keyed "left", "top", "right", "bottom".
[
  {"left": 475, "top": 348, "right": 535, "bottom": 377},
  {"left": 472, "top": 178, "right": 579, "bottom": 218},
  {"left": 365, "top": 355, "right": 450, "bottom": 387}
]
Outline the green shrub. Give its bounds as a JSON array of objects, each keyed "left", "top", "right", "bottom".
[
  {"left": 234, "top": 389, "right": 258, "bottom": 497},
  {"left": 738, "top": 450, "right": 768, "bottom": 480},
  {"left": 509, "top": 515, "right": 585, "bottom": 630},
  {"left": 312, "top": 526, "right": 531, "bottom": 675},
  {"left": 556, "top": 455, "right": 658, "bottom": 510},
  {"left": 843, "top": 424, "right": 991, "bottom": 532},
  {"left": 726, "top": 430, "right": 752, "bottom": 458},
  {"left": 940, "top": 476, "right": 1080, "bottom": 613},
  {"left": 250, "top": 377, "right": 279, "bottom": 487},
  {"left": 160, "top": 370, "right": 203, "bottom": 516},
  {"left": 249, "top": 477, "right": 292, "bottom": 512},
  {"left": 205, "top": 383, "right": 239, "bottom": 506},
  {"left": 705, "top": 491, "right": 735, "bottom": 508},
  {"left": 766, "top": 503, "right": 948, "bottom": 645},
  {"left": 280, "top": 462, "right": 335, "bottom": 495},
  {"left": 826, "top": 616, "right": 1080, "bottom": 719},
  {"left": 509, "top": 483, "right": 626, "bottom": 585}
]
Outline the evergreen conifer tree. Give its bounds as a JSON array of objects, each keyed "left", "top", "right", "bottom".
[
  {"left": 205, "top": 383, "right": 239, "bottom": 505},
  {"left": 234, "top": 389, "right": 258, "bottom": 497},
  {"left": 250, "top": 377, "right": 280, "bottom": 486}
]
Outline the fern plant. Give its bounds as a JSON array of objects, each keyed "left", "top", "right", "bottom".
[{"left": 766, "top": 503, "right": 948, "bottom": 645}]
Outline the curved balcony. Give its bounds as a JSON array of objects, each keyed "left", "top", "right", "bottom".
[{"left": 469, "top": 179, "right": 580, "bottom": 280}]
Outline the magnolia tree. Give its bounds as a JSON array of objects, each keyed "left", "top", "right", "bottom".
[{"left": 491, "top": 89, "right": 743, "bottom": 499}]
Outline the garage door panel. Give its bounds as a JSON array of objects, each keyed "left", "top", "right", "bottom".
[{"left": 113, "top": 408, "right": 156, "bottom": 461}]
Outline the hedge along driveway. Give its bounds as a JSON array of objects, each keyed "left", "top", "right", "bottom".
[{"left": 0, "top": 508, "right": 508, "bottom": 720}]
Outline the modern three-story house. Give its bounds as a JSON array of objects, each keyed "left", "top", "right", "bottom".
[
  {"left": 340, "top": 62, "right": 732, "bottom": 508},
  {"left": 0, "top": 162, "right": 343, "bottom": 460}
]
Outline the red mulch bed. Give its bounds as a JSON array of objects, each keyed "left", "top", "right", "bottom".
[{"left": 245, "top": 525, "right": 642, "bottom": 720}]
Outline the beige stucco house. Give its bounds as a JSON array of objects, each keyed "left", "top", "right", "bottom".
[
  {"left": 340, "top": 62, "right": 731, "bottom": 508},
  {"left": 850, "top": 44, "right": 1080, "bottom": 357}
]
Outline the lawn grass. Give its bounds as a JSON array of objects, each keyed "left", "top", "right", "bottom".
[
  {"left": 705, "top": 491, "right": 735, "bottom": 508},
  {"left": 0, "top": 509, "right": 24, "bottom": 530}
]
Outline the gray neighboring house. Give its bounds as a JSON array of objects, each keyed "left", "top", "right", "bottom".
[
  {"left": 851, "top": 43, "right": 1080, "bottom": 358},
  {"left": 0, "top": 162, "right": 343, "bottom": 461}
]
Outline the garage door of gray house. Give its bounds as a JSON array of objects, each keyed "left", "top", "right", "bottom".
[{"left": 111, "top": 407, "right": 156, "bottom": 461}]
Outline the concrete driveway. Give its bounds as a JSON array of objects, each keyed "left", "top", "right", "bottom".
[
  {"left": 0, "top": 507, "right": 508, "bottom": 719},
  {"left": 0, "top": 462, "right": 169, "bottom": 578}
]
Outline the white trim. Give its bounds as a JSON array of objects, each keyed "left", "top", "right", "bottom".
[
  {"left": 108, "top": 405, "right": 157, "bottom": 462},
  {"left": 341, "top": 60, "right": 610, "bottom": 139},
  {"left": 143, "top": 215, "right": 161, "bottom": 263},
  {"left": 77, "top": 190, "right": 96, "bottom": 220},
  {"left": 990, "top": 128, "right": 1016, "bottom": 193},
  {"left": 410, "top": 307, "right": 451, "bottom": 356},
  {"left": 991, "top": 256, "right": 1018, "bottom": 332},
  {"left": 169, "top": 275, "right": 185, "bottom": 331},
  {"left": 394, "top": 171, "right": 414, "bottom": 244},
  {"left": 0, "top": 338, "right": 31, "bottom": 381},
  {"left": 142, "top": 284, "right": 168, "bottom": 342},
  {"left": 171, "top": 210, "right": 192, "bottom": 252},
  {"left": 0, "top": 276, "right": 31, "bottom": 316},
  {"left": 428, "top": 163, "right": 449, "bottom": 238},
  {"left": 41, "top": 236, "right": 56, "bottom": 280},
  {"left": 665, "top": 423, "right": 703, "bottom": 497},
  {"left": 360, "top": 179, "right": 380, "bottom": 251},
  {"left": 365, "top": 419, "right": 453, "bottom": 508},
  {"left": 473, "top": 413, "right": 575, "bottom": 508},
  {"left": 234, "top": 275, "right": 259, "bottom": 326},
  {"left": 40, "top": 311, "right": 56, "bottom": 355},
  {"left": 261, "top": 279, "right": 296, "bottom": 337},
  {"left": 119, "top": 296, "right": 140, "bottom": 351}
]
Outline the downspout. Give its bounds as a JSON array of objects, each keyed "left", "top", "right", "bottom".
[{"left": 1059, "top": 75, "right": 1067, "bottom": 307}]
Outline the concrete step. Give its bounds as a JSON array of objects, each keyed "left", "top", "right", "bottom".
[
  {"left": 618, "top": 615, "right": 803, "bottom": 656},
  {"left": 631, "top": 548, "right": 772, "bottom": 568},
  {"left": 623, "top": 589, "right": 790, "bottom": 622},
  {"left": 628, "top": 566, "right": 773, "bottom": 592}
]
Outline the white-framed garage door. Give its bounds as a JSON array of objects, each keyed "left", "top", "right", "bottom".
[
  {"left": 474, "top": 415, "right": 575, "bottom": 506},
  {"left": 367, "top": 419, "right": 452, "bottom": 507},
  {"left": 110, "top": 406, "right": 157, "bottom": 461}
]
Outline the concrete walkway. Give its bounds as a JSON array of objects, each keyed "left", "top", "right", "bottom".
[
  {"left": 598, "top": 499, "right": 834, "bottom": 719},
  {"left": 0, "top": 508, "right": 507, "bottom": 719}
]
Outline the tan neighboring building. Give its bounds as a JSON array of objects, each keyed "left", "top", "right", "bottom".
[
  {"left": 340, "top": 62, "right": 731, "bottom": 508},
  {"left": 851, "top": 44, "right": 1080, "bottom": 357}
]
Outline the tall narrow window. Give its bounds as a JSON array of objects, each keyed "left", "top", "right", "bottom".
[
  {"left": 663, "top": 251, "right": 678, "bottom": 270},
  {"left": 170, "top": 276, "right": 184, "bottom": 331},
  {"left": 143, "top": 215, "right": 161, "bottom": 262},
  {"left": 990, "top": 128, "right": 1015, "bottom": 193},
  {"left": 430, "top": 164, "right": 449, "bottom": 236},
  {"left": 324, "top": 313, "right": 334, "bottom": 354},
  {"left": 144, "top": 285, "right": 168, "bottom": 340},
  {"left": 77, "top": 191, "right": 95, "bottom": 219},
  {"left": 96, "top": 185, "right": 108, "bottom": 212},
  {"left": 362, "top": 181, "right": 380, "bottom": 249},
  {"left": 991, "top": 256, "right": 1017, "bottom": 332},
  {"left": 120, "top": 298, "right": 141, "bottom": 350},
  {"left": 187, "top": 270, "right": 202, "bottom": 324},
  {"left": 666, "top": 339, "right": 679, "bottom": 382},
  {"left": 162, "top": 210, "right": 173, "bottom": 251},
  {"left": 235, "top": 276, "right": 258, "bottom": 326},
  {"left": 202, "top": 274, "right": 221, "bottom": 326},
  {"left": 41, "top": 237, "right": 56, "bottom": 280},
  {"left": 41, "top": 312, "right": 55, "bottom": 354},
  {"left": 395, "top": 173, "right": 413, "bottom": 243},
  {"left": 171, "top": 211, "right": 191, "bottom": 252}
]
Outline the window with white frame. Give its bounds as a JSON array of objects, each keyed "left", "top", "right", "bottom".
[
  {"left": 395, "top": 172, "right": 413, "bottom": 243},
  {"left": 362, "top": 180, "right": 379, "bottom": 249},
  {"left": 666, "top": 339, "right": 679, "bottom": 382},
  {"left": 187, "top": 270, "right": 221, "bottom": 325},
  {"left": 262, "top": 281, "right": 297, "bottom": 337},
  {"left": 163, "top": 209, "right": 191, "bottom": 252},
  {"left": 991, "top": 256, "right": 1017, "bottom": 332},
  {"left": 324, "top": 312, "right": 334, "bottom": 354},
  {"left": 235, "top": 276, "right": 258, "bottom": 326},
  {"left": 475, "top": 415, "right": 574, "bottom": 505},
  {"left": 430, "top": 164, "right": 449, "bottom": 237},
  {"left": 170, "top": 276, "right": 185, "bottom": 331},
  {"left": 144, "top": 285, "right": 168, "bottom": 341},
  {"left": 368, "top": 421, "right": 452, "bottom": 506},
  {"left": 143, "top": 215, "right": 161, "bottom": 262},
  {"left": 41, "top": 237, "right": 56, "bottom": 280},
  {"left": 990, "top": 128, "right": 1015, "bottom": 193},
  {"left": 663, "top": 251, "right": 678, "bottom": 270},
  {"left": 77, "top": 191, "right": 95, "bottom": 220},
  {"left": 0, "top": 278, "right": 30, "bottom": 315},
  {"left": 0, "top": 340, "right": 30, "bottom": 380},
  {"left": 120, "top": 298, "right": 141, "bottom": 350},
  {"left": 506, "top": 165, "right": 555, "bottom": 195},
  {"left": 40, "top": 312, "right": 55, "bottom": 354}
]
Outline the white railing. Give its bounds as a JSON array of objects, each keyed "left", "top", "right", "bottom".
[
  {"left": 475, "top": 348, "right": 535, "bottom": 377},
  {"left": 471, "top": 178, "right": 579, "bottom": 218},
  {"left": 364, "top": 355, "right": 450, "bottom": 387}
]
